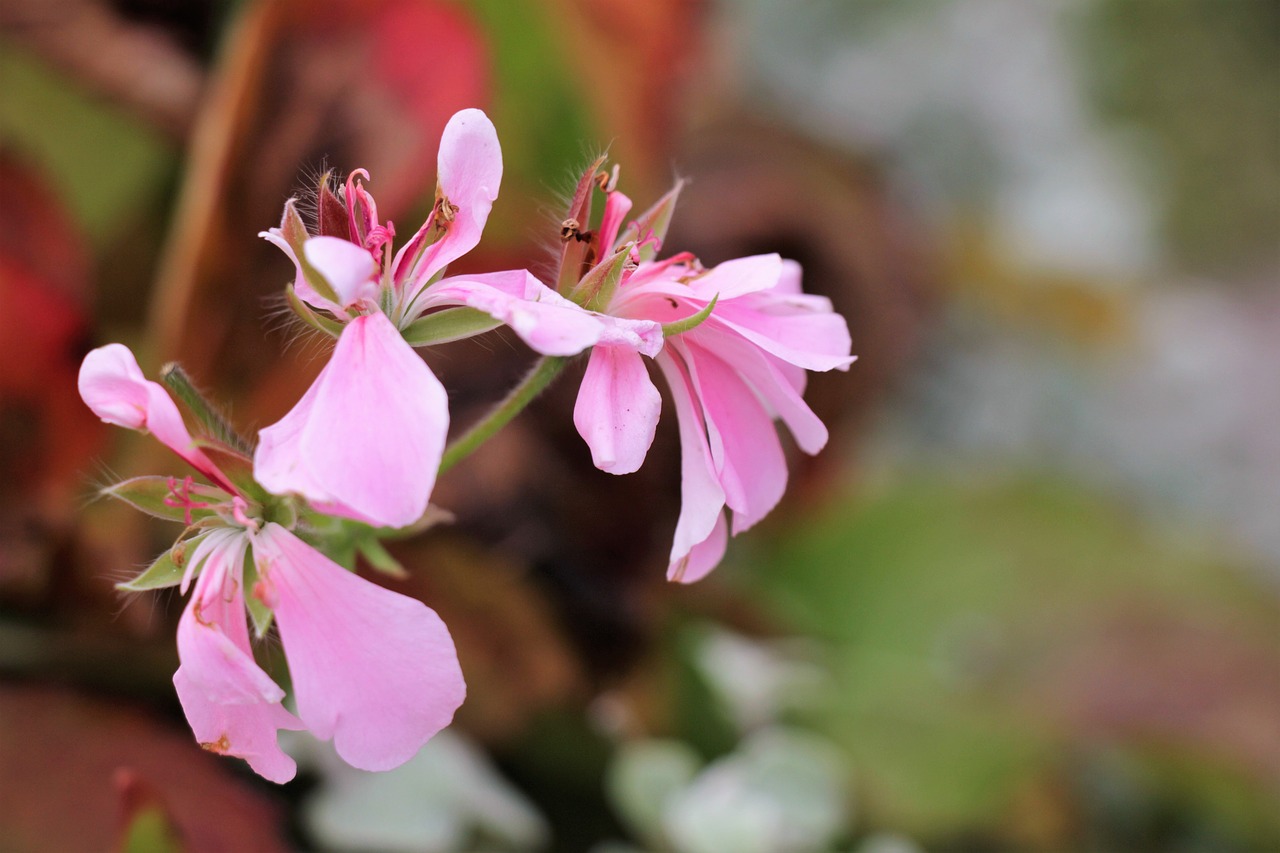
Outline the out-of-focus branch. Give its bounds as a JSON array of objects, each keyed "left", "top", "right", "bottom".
[{"left": 0, "top": 0, "right": 202, "bottom": 139}]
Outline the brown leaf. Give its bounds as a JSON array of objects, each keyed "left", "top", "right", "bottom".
[{"left": 0, "top": 684, "right": 288, "bottom": 852}]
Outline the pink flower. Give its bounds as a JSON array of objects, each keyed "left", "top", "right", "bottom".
[
  {"left": 569, "top": 188, "right": 855, "bottom": 583},
  {"left": 80, "top": 345, "right": 465, "bottom": 781},
  {"left": 258, "top": 109, "right": 653, "bottom": 528},
  {"left": 79, "top": 344, "right": 236, "bottom": 494},
  {"left": 173, "top": 528, "right": 303, "bottom": 783}
]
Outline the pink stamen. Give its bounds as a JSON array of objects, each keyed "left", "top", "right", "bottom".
[
  {"left": 231, "top": 497, "right": 259, "bottom": 532},
  {"left": 163, "top": 476, "right": 211, "bottom": 525}
]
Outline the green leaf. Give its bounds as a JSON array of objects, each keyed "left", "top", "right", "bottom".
[
  {"left": 242, "top": 545, "right": 274, "bottom": 639},
  {"left": 102, "top": 477, "right": 223, "bottom": 523},
  {"left": 118, "top": 534, "right": 208, "bottom": 592},
  {"left": 118, "top": 803, "right": 184, "bottom": 853},
  {"left": 661, "top": 294, "right": 719, "bottom": 338},
  {"left": 401, "top": 307, "right": 501, "bottom": 346}
]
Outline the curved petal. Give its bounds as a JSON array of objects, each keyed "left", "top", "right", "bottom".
[
  {"left": 708, "top": 299, "right": 854, "bottom": 373},
  {"left": 683, "top": 343, "right": 787, "bottom": 534},
  {"left": 695, "top": 326, "right": 828, "bottom": 455},
  {"left": 255, "top": 312, "right": 448, "bottom": 528},
  {"left": 173, "top": 530, "right": 301, "bottom": 783},
  {"left": 668, "top": 511, "right": 728, "bottom": 584},
  {"left": 686, "top": 254, "right": 783, "bottom": 302},
  {"left": 397, "top": 109, "right": 501, "bottom": 297},
  {"left": 419, "top": 271, "right": 606, "bottom": 356},
  {"left": 253, "top": 524, "right": 465, "bottom": 772},
  {"left": 304, "top": 236, "right": 379, "bottom": 308},
  {"left": 573, "top": 345, "right": 661, "bottom": 475},
  {"left": 656, "top": 342, "right": 726, "bottom": 569},
  {"left": 78, "top": 344, "right": 234, "bottom": 492}
]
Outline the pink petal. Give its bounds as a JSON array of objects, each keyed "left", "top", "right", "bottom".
[
  {"left": 573, "top": 345, "right": 661, "bottom": 475},
  {"left": 598, "top": 189, "right": 633, "bottom": 252},
  {"left": 260, "top": 226, "right": 343, "bottom": 316},
  {"left": 667, "top": 511, "right": 728, "bottom": 585},
  {"left": 683, "top": 342, "right": 788, "bottom": 534},
  {"left": 304, "top": 236, "right": 379, "bottom": 308},
  {"left": 656, "top": 343, "right": 727, "bottom": 567},
  {"left": 693, "top": 325, "right": 829, "bottom": 455},
  {"left": 775, "top": 258, "right": 804, "bottom": 295},
  {"left": 78, "top": 344, "right": 234, "bottom": 492},
  {"left": 255, "top": 312, "right": 448, "bottom": 528},
  {"left": 173, "top": 530, "right": 302, "bottom": 783},
  {"left": 253, "top": 523, "right": 465, "bottom": 771},
  {"left": 419, "top": 271, "right": 608, "bottom": 356},
  {"left": 709, "top": 297, "right": 854, "bottom": 373},
  {"left": 396, "top": 109, "right": 501, "bottom": 298},
  {"left": 687, "top": 254, "right": 783, "bottom": 301}
]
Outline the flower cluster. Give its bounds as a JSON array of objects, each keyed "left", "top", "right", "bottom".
[{"left": 81, "top": 109, "right": 852, "bottom": 782}]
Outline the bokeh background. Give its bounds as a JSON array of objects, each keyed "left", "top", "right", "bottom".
[{"left": 1, "top": 0, "right": 1277, "bottom": 850}]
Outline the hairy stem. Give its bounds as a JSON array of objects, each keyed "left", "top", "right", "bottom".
[
  {"left": 439, "top": 356, "right": 568, "bottom": 474},
  {"left": 160, "top": 363, "right": 254, "bottom": 456}
]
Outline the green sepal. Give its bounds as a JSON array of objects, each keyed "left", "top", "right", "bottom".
[
  {"left": 661, "top": 293, "right": 719, "bottom": 338},
  {"left": 285, "top": 283, "right": 344, "bottom": 338},
  {"left": 117, "top": 533, "right": 208, "bottom": 592},
  {"left": 622, "top": 180, "right": 683, "bottom": 262},
  {"left": 357, "top": 537, "right": 408, "bottom": 579},
  {"left": 573, "top": 243, "right": 633, "bottom": 312},
  {"left": 242, "top": 545, "right": 274, "bottom": 639},
  {"left": 280, "top": 199, "right": 342, "bottom": 307},
  {"left": 401, "top": 307, "right": 501, "bottom": 346},
  {"left": 102, "top": 476, "right": 223, "bottom": 524}
]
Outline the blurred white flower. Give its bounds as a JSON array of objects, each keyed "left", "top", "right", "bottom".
[
  {"left": 692, "top": 626, "right": 826, "bottom": 730},
  {"left": 607, "top": 727, "right": 850, "bottom": 853},
  {"left": 295, "top": 729, "right": 547, "bottom": 852}
]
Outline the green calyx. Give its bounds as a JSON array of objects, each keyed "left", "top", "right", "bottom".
[
  {"left": 661, "top": 294, "right": 719, "bottom": 338},
  {"left": 401, "top": 307, "right": 502, "bottom": 346},
  {"left": 280, "top": 199, "right": 343, "bottom": 308}
]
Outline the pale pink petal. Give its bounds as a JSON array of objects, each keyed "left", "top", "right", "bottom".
[
  {"left": 775, "top": 258, "right": 804, "bottom": 295},
  {"left": 686, "top": 254, "right": 783, "bottom": 301},
  {"left": 253, "top": 523, "right": 465, "bottom": 771},
  {"left": 709, "top": 302, "right": 854, "bottom": 372},
  {"left": 173, "top": 531, "right": 301, "bottom": 783},
  {"left": 598, "top": 189, "right": 633, "bottom": 252},
  {"left": 419, "top": 271, "right": 607, "bottom": 356},
  {"left": 667, "top": 512, "right": 728, "bottom": 585},
  {"left": 260, "top": 228, "right": 344, "bottom": 315},
  {"left": 683, "top": 343, "right": 788, "bottom": 534},
  {"left": 694, "top": 326, "right": 828, "bottom": 455},
  {"left": 397, "top": 109, "right": 501, "bottom": 298},
  {"left": 573, "top": 345, "right": 661, "bottom": 475},
  {"left": 304, "top": 236, "right": 379, "bottom": 308},
  {"left": 255, "top": 312, "right": 447, "bottom": 528},
  {"left": 78, "top": 344, "right": 234, "bottom": 492},
  {"left": 656, "top": 343, "right": 727, "bottom": 566}
]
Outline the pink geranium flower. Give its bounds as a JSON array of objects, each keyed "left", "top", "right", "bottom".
[
  {"left": 568, "top": 184, "right": 855, "bottom": 583},
  {"left": 80, "top": 345, "right": 465, "bottom": 782},
  {"left": 258, "top": 109, "right": 657, "bottom": 528}
]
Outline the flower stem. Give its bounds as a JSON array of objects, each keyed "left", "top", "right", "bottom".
[
  {"left": 161, "top": 363, "right": 255, "bottom": 456},
  {"left": 439, "top": 356, "right": 568, "bottom": 474}
]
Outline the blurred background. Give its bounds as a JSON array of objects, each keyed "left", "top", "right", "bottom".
[{"left": 0, "top": 0, "right": 1277, "bottom": 850}]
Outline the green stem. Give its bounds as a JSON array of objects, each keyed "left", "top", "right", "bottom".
[
  {"left": 160, "top": 363, "right": 254, "bottom": 456},
  {"left": 439, "top": 356, "right": 567, "bottom": 474}
]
